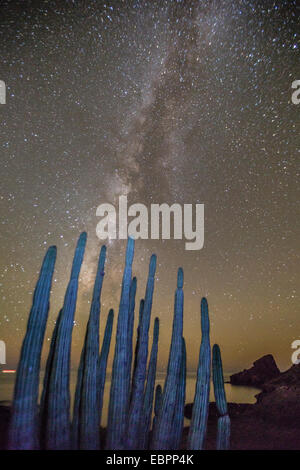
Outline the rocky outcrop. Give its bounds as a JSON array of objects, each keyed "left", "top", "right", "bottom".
[
  {"left": 184, "top": 402, "right": 252, "bottom": 420},
  {"left": 254, "top": 384, "right": 300, "bottom": 427},
  {"left": 261, "top": 363, "right": 300, "bottom": 391},
  {"left": 184, "top": 361, "right": 300, "bottom": 449},
  {"left": 230, "top": 354, "right": 280, "bottom": 387}
]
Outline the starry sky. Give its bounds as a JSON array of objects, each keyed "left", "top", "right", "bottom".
[{"left": 0, "top": 0, "right": 299, "bottom": 373}]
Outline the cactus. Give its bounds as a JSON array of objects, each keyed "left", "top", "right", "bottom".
[
  {"left": 76, "top": 245, "right": 106, "bottom": 449},
  {"left": 126, "top": 254, "right": 157, "bottom": 449},
  {"left": 8, "top": 246, "right": 57, "bottom": 450},
  {"left": 97, "top": 309, "right": 114, "bottom": 430},
  {"left": 106, "top": 237, "right": 135, "bottom": 449},
  {"left": 212, "top": 344, "right": 230, "bottom": 450},
  {"left": 40, "top": 307, "right": 62, "bottom": 447},
  {"left": 71, "top": 335, "right": 85, "bottom": 449},
  {"left": 139, "top": 317, "right": 159, "bottom": 449},
  {"left": 151, "top": 268, "right": 184, "bottom": 450},
  {"left": 153, "top": 384, "right": 162, "bottom": 425},
  {"left": 187, "top": 297, "right": 211, "bottom": 450},
  {"left": 172, "top": 337, "right": 186, "bottom": 450},
  {"left": 7, "top": 233, "right": 232, "bottom": 451},
  {"left": 127, "top": 277, "right": 137, "bottom": 385},
  {"left": 41, "top": 232, "right": 87, "bottom": 449},
  {"left": 131, "top": 298, "right": 144, "bottom": 400}
]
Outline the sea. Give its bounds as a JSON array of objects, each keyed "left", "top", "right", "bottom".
[{"left": 0, "top": 370, "right": 259, "bottom": 426}]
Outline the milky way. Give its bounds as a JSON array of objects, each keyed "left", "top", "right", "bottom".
[{"left": 0, "top": 0, "right": 299, "bottom": 372}]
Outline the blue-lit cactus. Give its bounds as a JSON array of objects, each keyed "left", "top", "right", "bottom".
[
  {"left": 8, "top": 246, "right": 57, "bottom": 450},
  {"left": 212, "top": 344, "right": 230, "bottom": 450},
  {"left": 187, "top": 297, "right": 211, "bottom": 450},
  {"left": 151, "top": 268, "right": 184, "bottom": 450},
  {"left": 41, "top": 232, "right": 87, "bottom": 450},
  {"left": 106, "top": 237, "right": 135, "bottom": 449},
  {"left": 127, "top": 277, "right": 137, "bottom": 386},
  {"left": 153, "top": 384, "right": 162, "bottom": 429},
  {"left": 97, "top": 309, "right": 114, "bottom": 429},
  {"left": 172, "top": 337, "right": 186, "bottom": 450},
  {"left": 8, "top": 232, "right": 232, "bottom": 451},
  {"left": 131, "top": 298, "right": 144, "bottom": 399},
  {"left": 140, "top": 317, "right": 159, "bottom": 449},
  {"left": 76, "top": 245, "right": 106, "bottom": 449},
  {"left": 126, "top": 254, "right": 156, "bottom": 449}
]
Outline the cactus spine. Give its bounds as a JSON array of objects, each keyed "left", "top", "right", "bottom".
[
  {"left": 151, "top": 268, "right": 184, "bottom": 450},
  {"left": 8, "top": 246, "right": 57, "bottom": 450},
  {"left": 187, "top": 297, "right": 211, "bottom": 450},
  {"left": 41, "top": 232, "right": 87, "bottom": 449},
  {"left": 106, "top": 237, "right": 135, "bottom": 449},
  {"left": 140, "top": 317, "right": 159, "bottom": 449},
  {"left": 212, "top": 344, "right": 230, "bottom": 450}
]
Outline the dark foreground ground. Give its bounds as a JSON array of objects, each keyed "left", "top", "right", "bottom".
[
  {"left": 183, "top": 402, "right": 300, "bottom": 450},
  {"left": 2, "top": 400, "right": 300, "bottom": 450}
]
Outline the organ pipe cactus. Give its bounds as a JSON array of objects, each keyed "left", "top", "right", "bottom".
[
  {"left": 127, "top": 277, "right": 137, "bottom": 384},
  {"left": 97, "top": 309, "right": 114, "bottom": 429},
  {"left": 187, "top": 297, "right": 211, "bottom": 450},
  {"left": 8, "top": 246, "right": 57, "bottom": 450},
  {"left": 106, "top": 237, "right": 135, "bottom": 449},
  {"left": 151, "top": 268, "right": 184, "bottom": 450},
  {"left": 126, "top": 254, "right": 157, "bottom": 449},
  {"left": 71, "top": 334, "right": 84, "bottom": 449},
  {"left": 76, "top": 245, "right": 106, "bottom": 449},
  {"left": 212, "top": 344, "right": 230, "bottom": 450},
  {"left": 140, "top": 317, "right": 159, "bottom": 449},
  {"left": 172, "top": 337, "right": 186, "bottom": 450},
  {"left": 40, "top": 307, "right": 62, "bottom": 447},
  {"left": 152, "top": 384, "right": 162, "bottom": 436},
  {"left": 153, "top": 384, "right": 162, "bottom": 428},
  {"left": 131, "top": 298, "right": 144, "bottom": 399},
  {"left": 8, "top": 233, "right": 232, "bottom": 451},
  {"left": 41, "top": 232, "right": 87, "bottom": 450}
]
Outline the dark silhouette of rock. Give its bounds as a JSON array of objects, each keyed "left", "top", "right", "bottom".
[
  {"left": 262, "top": 362, "right": 300, "bottom": 392},
  {"left": 183, "top": 361, "right": 300, "bottom": 449},
  {"left": 254, "top": 384, "right": 300, "bottom": 427},
  {"left": 230, "top": 354, "right": 280, "bottom": 387},
  {"left": 0, "top": 403, "right": 11, "bottom": 449},
  {"left": 184, "top": 402, "right": 252, "bottom": 420}
]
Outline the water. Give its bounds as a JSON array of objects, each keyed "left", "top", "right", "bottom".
[{"left": 0, "top": 371, "right": 260, "bottom": 426}]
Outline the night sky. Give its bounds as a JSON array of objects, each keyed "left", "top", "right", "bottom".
[{"left": 0, "top": 0, "right": 299, "bottom": 373}]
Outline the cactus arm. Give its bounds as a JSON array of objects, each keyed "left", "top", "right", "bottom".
[
  {"left": 126, "top": 254, "right": 156, "bottom": 449},
  {"left": 77, "top": 245, "right": 106, "bottom": 449},
  {"left": 212, "top": 344, "right": 230, "bottom": 450},
  {"left": 8, "top": 246, "right": 56, "bottom": 450},
  {"left": 41, "top": 232, "right": 87, "bottom": 449},
  {"left": 106, "top": 237, "right": 135, "bottom": 449},
  {"left": 139, "top": 317, "right": 159, "bottom": 449},
  {"left": 172, "top": 337, "right": 186, "bottom": 450},
  {"left": 127, "top": 277, "right": 137, "bottom": 385},
  {"left": 151, "top": 268, "right": 184, "bottom": 450},
  {"left": 187, "top": 297, "right": 211, "bottom": 450},
  {"left": 97, "top": 308, "right": 114, "bottom": 432}
]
